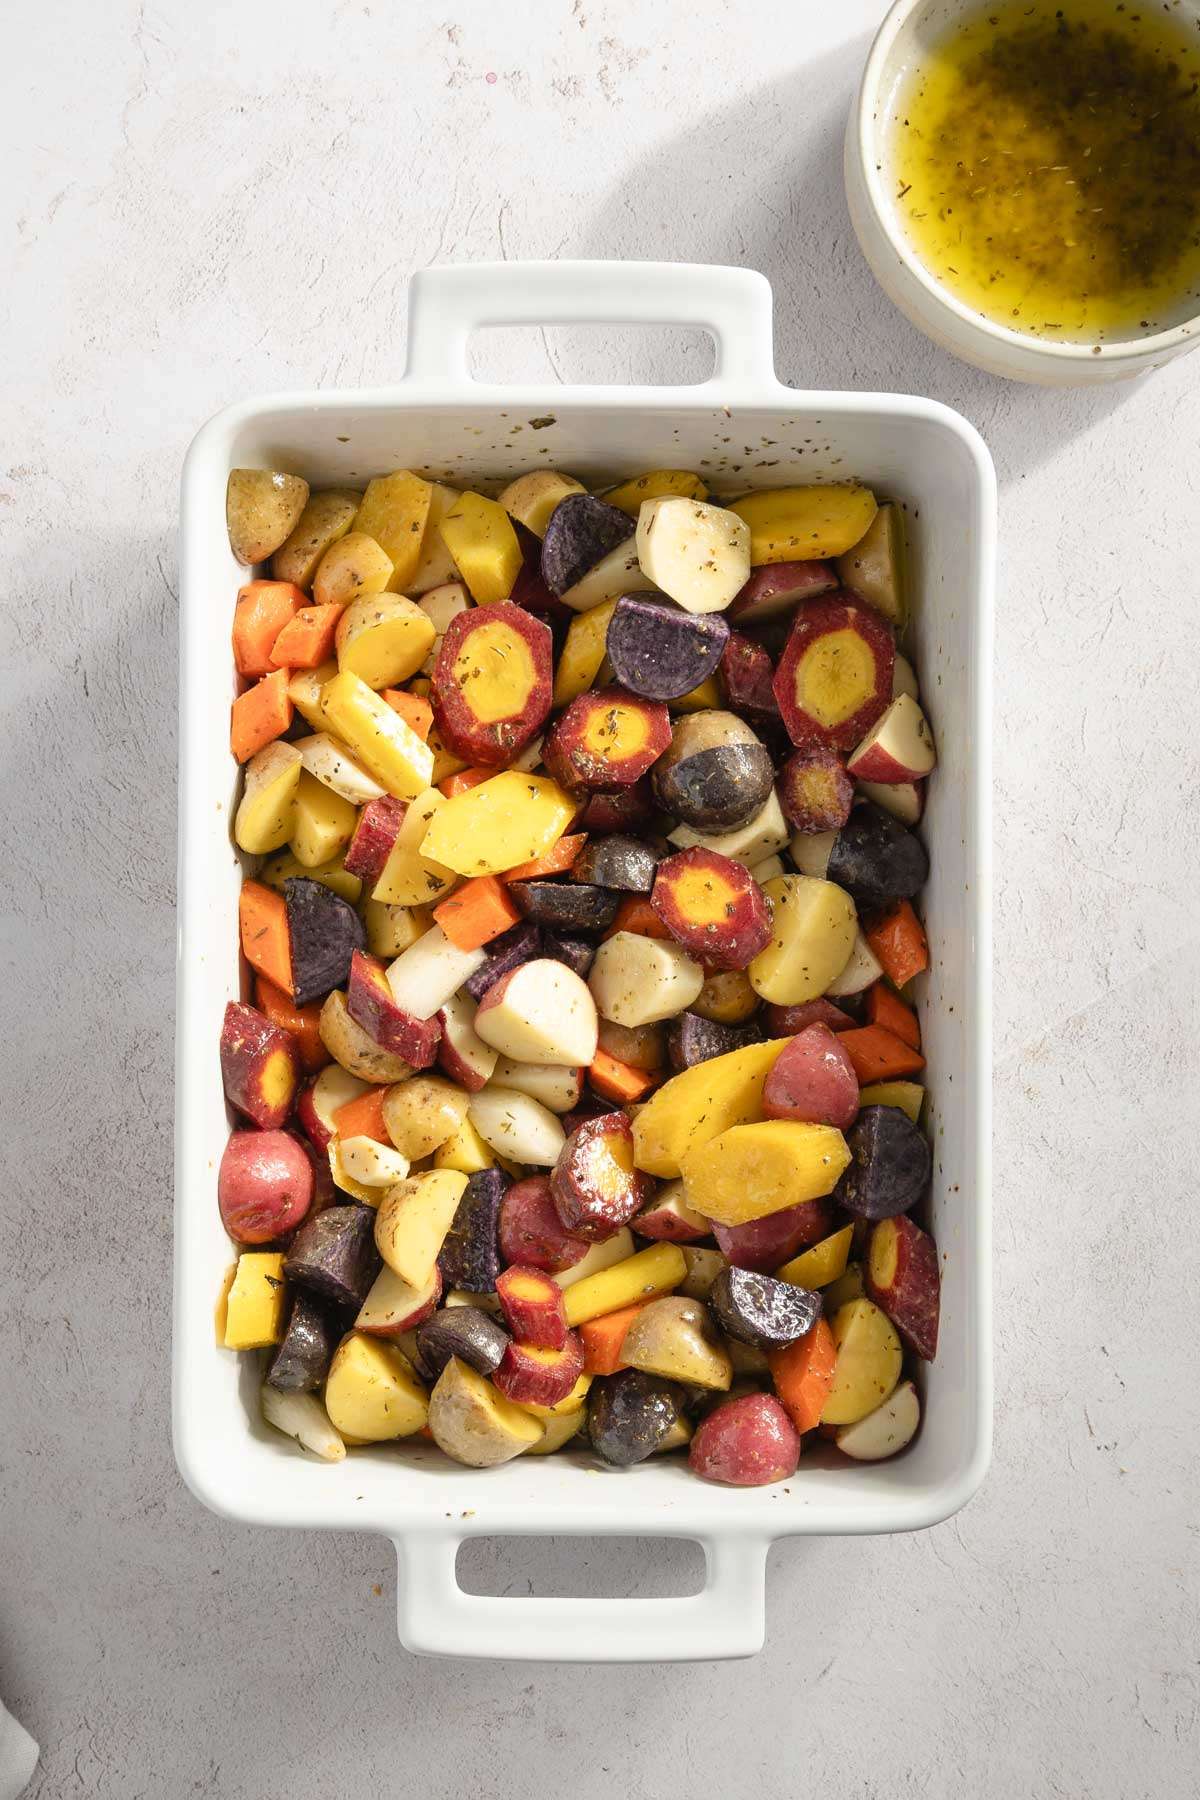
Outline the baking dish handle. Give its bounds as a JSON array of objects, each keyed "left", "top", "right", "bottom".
[
  {"left": 404, "top": 260, "right": 777, "bottom": 389},
  {"left": 393, "top": 1530, "right": 769, "bottom": 1662}
]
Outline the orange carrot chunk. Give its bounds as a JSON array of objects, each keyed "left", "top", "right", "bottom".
[
  {"left": 864, "top": 901, "right": 929, "bottom": 990},
  {"left": 588, "top": 1048, "right": 658, "bottom": 1105},
  {"left": 601, "top": 895, "right": 673, "bottom": 941},
  {"left": 579, "top": 1302, "right": 649, "bottom": 1376},
  {"left": 502, "top": 833, "right": 586, "bottom": 884},
  {"left": 434, "top": 875, "right": 522, "bottom": 952},
  {"left": 233, "top": 580, "right": 306, "bottom": 678},
  {"left": 269, "top": 604, "right": 343, "bottom": 670},
  {"left": 438, "top": 765, "right": 494, "bottom": 798},
  {"left": 382, "top": 688, "right": 434, "bottom": 742},
  {"left": 332, "top": 1085, "right": 392, "bottom": 1145},
  {"left": 255, "top": 975, "right": 328, "bottom": 1072},
  {"left": 768, "top": 1317, "right": 837, "bottom": 1433},
  {"left": 864, "top": 981, "right": 921, "bottom": 1050},
  {"left": 239, "top": 881, "right": 293, "bottom": 994},
  {"left": 838, "top": 1025, "right": 926, "bottom": 1084},
  {"left": 231, "top": 669, "right": 293, "bottom": 763}
]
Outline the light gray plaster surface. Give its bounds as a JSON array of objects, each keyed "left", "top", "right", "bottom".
[{"left": 2, "top": 2, "right": 1197, "bottom": 1795}]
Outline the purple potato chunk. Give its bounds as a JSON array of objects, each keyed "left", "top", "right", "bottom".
[
  {"left": 570, "top": 834, "right": 658, "bottom": 894},
  {"left": 438, "top": 1168, "right": 508, "bottom": 1292},
  {"left": 283, "top": 1204, "right": 381, "bottom": 1309},
  {"left": 463, "top": 921, "right": 543, "bottom": 1002},
  {"left": 283, "top": 877, "right": 366, "bottom": 1008},
  {"left": 606, "top": 594, "right": 730, "bottom": 702},
  {"left": 825, "top": 803, "right": 928, "bottom": 909},
  {"left": 709, "top": 1266, "right": 821, "bottom": 1350},
  {"left": 541, "top": 495, "right": 632, "bottom": 596},
  {"left": 416, "top": 1306, "right": 511, "bottom": 1380},
  {"left": 509, "top": 879, "right": 620, "bottom": 932},
  {"left": 835, "top": 1105, "right": 931, "bottom": 1220},
  {"left": 542, "top": 932, "right": 596, "bottom": 978},
  {"left": 588, "top": 1369, "right": 688, "bottom": 1466},
  {"left": 578, "top": 781, "right": 657, "bottom": 835},
  {"left": 666, "top": 1010, "right": 763, "bottom": 1071},
  {"left": 266, "top": 1290, "right": 346, "bottom": 1392}
]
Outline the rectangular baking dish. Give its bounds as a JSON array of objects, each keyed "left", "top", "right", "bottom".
[{"left": 175, "top": 260, "right": 994, "bottom": 1662}]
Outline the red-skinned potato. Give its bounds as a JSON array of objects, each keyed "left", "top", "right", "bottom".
[
  {"left": 773, "top": 596, "right": 894, "bottom": 751},
  {"left": 713, "top": 1198, "right": 834, "bottom": 1272},
  {"left": 296, "top": 1063, "right": 370, "bottom": 1152},
  {"left": 856, "top": 777, "right": 924, "bottom": 827},
  {"left": 688, "top": 1392, "right": 801, "bottom": 1486},
  {"left": 498, "top": 1176, "right": 592, "bottom": 1273},
  {"left": 650, "top": 848, "right": 772, "bottom": 972},
  {"left": 778, "top": 747, "right": 854, "bottom": 834},
  {"left": 846, "top": 693, "right": 936, "bottom": 783},
  {"left": 762, "top": 1024, "right": 860, "bottom": 1129},
  {"left": 494, "top": 1332, "right": 586, "bottom": 1407},
  {"left": 355, "top": 1262, "right": 442, "bottom": 1338},
  {"left": 543, "top": 686, "right": 671, "bottom": 791},
  {"left": 632, "top": 1180, "right": 710, "bottom": 1243},
  {"left": 763, "top": 997, "right": 855, "bottom": 1036},
  {"left": 431, "top": 600, "right": 553, "bottom": 766},
  {"left": 727, "top": 560, "right": 837, "bottom": 625},
  {"left": 220, "top": 1002, "right": 301, "bottom": 1129},
  {"left": 346, "top": 950, "right": 442, "bottom": 1068},
  {"left": 219, "top": 1129, "right": 314, "bottom": 1244},
  {"left": 496, "top": 1264, "right": 569, "bottom": 1349},
  {"left": 343, "top": 796, "right": 407, "bottom": 883},
  {"left": 474, "top": 957, "right": 599, "bottom": 1067},
  {"left": 436, "top": 990, "right": 498, "bottom": 1092},
  {"left": 866, "top": 1213, "right": 940, "bottom": 1359},
  {"left": 551, "top": 1111, "right": 654, "bottom": 1241}
]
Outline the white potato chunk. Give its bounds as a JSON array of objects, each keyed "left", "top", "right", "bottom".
[
  {"left": 635, "top": 496, "right": 751, "bottom": 614},
  {"left": 588, "top": 933, "right": 704, "bottom": 1027},
  {"left": 834, "top": 1378, "right": 921, "bottom": 1461},
  {"left": 474, "top": 959, "right": 599, "bottom": 1066},
  {"left": 823, "top": 930, "right": 882, "bottom": 998},
  {"left": 490, "top": 1056, "right": 584, "bottom": 1113},
  {"left": 386, "top": 925, "right": 486, "bottom": 1021},
  {"left": 668, "top": 788, "right": 790, "bottom": 868},
  {"left": 417, "top": 580, "right": 472, "bottom": 674},
  {"left": 296, "top": 732, "right": 386, "bottom": 805},
  {"left": 468, "top": 1086, "right": 567, "bottom": 1166},
  {"left": 790, "top": 828, "right": 835, "bottom": 879},
  {"left": 338, "top": 1135, "right": 411, "bottom": 1187}
]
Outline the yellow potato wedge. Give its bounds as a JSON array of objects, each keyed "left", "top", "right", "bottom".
[
  {"left": 439, "top": 490, "right": 524, "bottom": 604},
  {"left": 325, "top": 1333, "right": 429, "bottom": 1442},
  {"left": 729, "top": 483, "right": 878, "bottom": 564},
  {"left": 748, "top": 874, "right": 857, "bottom": 1005},
  {"left": 271, "top": 488, "right": 361, "bottom": 589},
  {"left": 820, "top": 1299, "right": 903, "bottom": 1427},
  {"left": 374, "top": 1168, "right": 467, "bottom": 1287},
  {"left": 427, "top": 1357, "right": 544, "bottom": 1466},
  {"left": 312, "top": 531, "right": 394, "bottom": 608},
  {"left": 352, "top": 471, "right": 435, "bottom": 592},
  {"left": 497, "top": 470, "right": 585, "bottom": 537},
  {"left": 632, "top": 1038, "right": 791, "bottom": 1178},
  {"left": 418, "top": 771, "right": 576, "bottom": 877},
  {"left": 371, "top": 788, "right": 458, "bottom": 906},
  {"left": 222, "top": 1252, "right": 287, "bottom": 1350},
  {"left": 234, "top": 740, "right": 302, "bottom": 854},
  {"left": 320, "top": 670, "right": 434, "bottom": 800},
  {"left": 289, "top": 769, "right": 358, "bottom": 868},
  {"left": 604, "top": 469, "right": 708, "bottom": 514},
  {"left": 335, "top": 593, "right": 436, "bottom": 689}
]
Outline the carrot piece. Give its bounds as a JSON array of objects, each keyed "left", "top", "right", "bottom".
[
  {"left": 231, "top": 669, "right": 293, "bottom": 762},
  {"left": 255, "top": 975, "right": 328, "bottom": 1072},
  {"left": 588, "top": 1048, "right": 658, "bottom": 1104},
  {"left": 768, "top": 1317, "right": 837, "bottom": 1433},
  {"left": 383, "top": 688, "right": 433, "bottom": 742},
  {"left": 864, "top": 901, "right": 929, "bottom": 989},
  {"left": 433, "top": 875, "right": 522, "bottom": 951},
  {"left": 501, "top": 833, "right": 586, "bottom": 883},
  {"left": 333, "top": 1085, "right": 392, "bottom": 1145},
  {"left": 239, "top": 881, "right": 293, "bottom": 994},
  {"left": 269, "top": 604, "right": 343, "bottom": 671},
  {"left": 601, "top": 895, "right": 672, "bottom": 941},
  {"left": 579, "top": 1302, "right": 648, "bottom": 1376},
  {"left": 838, "top": 1025, "right": 926, "bottom": 1084},
  {"left": 438, "top": 765, "right": 494, "bottom": 798},
  {"left": 865, "top": 981, "right": 921, "bottom": 1050},
  {"left": 233, "top": 580, "right": 306, "bottom": 678}
]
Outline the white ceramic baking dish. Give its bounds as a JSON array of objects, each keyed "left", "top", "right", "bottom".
[{"left": 175, "top": 260, "right": 994, "bottom": 1662}]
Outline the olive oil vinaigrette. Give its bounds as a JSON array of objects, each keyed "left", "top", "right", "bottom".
[{"left": 887, "top": 0, "right": 1200, "bottom": 341}]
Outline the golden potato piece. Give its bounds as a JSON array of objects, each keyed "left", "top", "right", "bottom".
[
  {"left": 729, "top": 483, "right": 877, "bottom": 564},
  {"left": 312, "top": 531, "right": 394, "bottom": 608},
  {"left": 325, "top": 1333, "right": 429, "bottom": 1442},
  {"left": 226, "top": 468, "right": 309, "bottom": 564},
  {"left": 271, "top": 489, "right": 361, "bottom": 589},
  {"left": 820, "top": 1299, "right": 903, "bottom": 1426},
  {"left": 353, "top": 470, "right": 434, "bottom": 592},
  {"left": 621, "top": 1296, "right": 732, "bottom": 1391},
  {"left": 748, "top": 874, "right": 857, "bottom": 1005},
  {"left": 233, "top": 740, "right": 302, "bottom": 855},
  {"left": 335, "top": 593, "right": 436, "bottom": 689},
  {"left": 680, "top": 1119, "right": 850, "bottom": 1225},
  {"left": 381, "top": 1078, "right": 470, "bottom": 1162}
]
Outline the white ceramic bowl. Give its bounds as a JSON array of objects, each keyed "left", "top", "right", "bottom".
[
  {"left": 175, "top": 260, "right": 995, "bottom": 1661},
  {"left": 846, "top": 0, "right": 1200, "bottom": 385}
]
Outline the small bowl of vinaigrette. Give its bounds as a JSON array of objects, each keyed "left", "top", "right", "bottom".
[{"left": 845, "top": 0, "right": 1200, "bottom": 382}]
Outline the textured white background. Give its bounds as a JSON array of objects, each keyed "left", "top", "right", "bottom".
[{"left": 3, "top": 1, "right": 1198, "bottom": 1794}]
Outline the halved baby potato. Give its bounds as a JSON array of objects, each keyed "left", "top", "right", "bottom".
[
  {"left": 324, "top": 1332, "right": 429, "bottom": 1441},
  {"left": 335, "top": 593, "right": 436, "bottom": 689},
  {"left": 428, "top": 1356, "right": 545, "bottom": 1466},
  {"left": 227, "top": 468, "right": 310, "bottom": 565},
  {"left": 748, "top": 875, "right": 857, "bottom": 1005},
  {"left": 234, "top": 740, "right": 302, "bottom": 854},
  {"left": 313, "top": 531, "right": 394, "bottom": 609}
]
